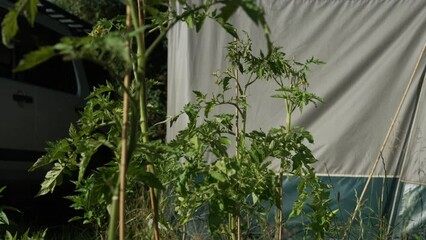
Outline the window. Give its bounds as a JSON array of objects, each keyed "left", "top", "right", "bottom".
[{"left": 0, "top": 8, "right": 77, "bottom": 95}]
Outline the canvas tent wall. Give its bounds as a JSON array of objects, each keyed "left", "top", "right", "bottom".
[{"left": 167, "top": 0, "right": 426, "bottom": 237}]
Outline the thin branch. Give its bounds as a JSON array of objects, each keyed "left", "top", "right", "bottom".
[
  {"left": 119, "top": 5, "right": 132, "bottom": 240},
  {"left": 145, "top": 3, "right": 215, "bottom": 59}
]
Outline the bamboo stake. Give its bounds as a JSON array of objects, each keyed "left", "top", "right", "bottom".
[
  {"left": 341, "top": 42, "right": 426, "bottom": 240},
  {"left": 386, "top": 44, "right": 426, "bottom": 236},
  {"left": 233, "top": 49, "right": 242, "bottom": 240},
  {"left": 119, "top": 5, "right": 132, "bottom": 240},
  {"left": 135, "top": 0, "right": 160, "bottom": 239}
]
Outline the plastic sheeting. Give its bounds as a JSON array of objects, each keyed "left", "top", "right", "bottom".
[{"left": 167, "top": 0, "right": 426, "bottom": 236}]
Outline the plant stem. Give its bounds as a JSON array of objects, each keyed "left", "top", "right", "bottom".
[
  {"left": 231, "top": 48, "right": 243, "bottom": 240},
  {"left": 132, "top": 0, "right": 160, "bottom": 239},
  {"left": 119, "top": 64, "right": 130, "bottom": 240},
  {"left": 229, "top": 214, "right": 235, "bottom": 240},
  {"left": 278, "top": 97, "right": 292, "bottom": 240},
  {"left": 119, "top": 4, "right": 132, "bottom": 240},
  {"left": 119, "top": 73, "right": 131, "bottom": 240},
  {"left": 108, "top": 182, "right": 119, "bottom": 240},
  {"left": 278, "top": 174, "right": 283, "bottom": 240}
]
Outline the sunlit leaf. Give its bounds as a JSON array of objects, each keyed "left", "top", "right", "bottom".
[
  {"left": 37, "top": 163, "right": 64, "bottom": 196},
  {"left": 219, "top": 137, "right": 232, "bottom": 145},
  {"left": 14, "top": 46, "right": 56, "bottom": 72},
  {"left": 210, "top": 170, "right": 226, "bottom": 182}
]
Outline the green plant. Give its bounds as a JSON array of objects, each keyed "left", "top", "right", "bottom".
[
  {"left": 2, "top": 0, "right": 335, "bottom": 239},
  {"left": 49, "top": 0, "right": 124, "bottom": 24},
  {"left": 3, "top": 229, "right": 47, "bottom": 240},
  {"left": 0, "top": 186, "right": 17, "bottom": 226},
  {"left": 0, "top": 187, "right": 48, "bottom": 239},
  {"left": 163, "top": 35, "right": 336, "bottom": 239}
]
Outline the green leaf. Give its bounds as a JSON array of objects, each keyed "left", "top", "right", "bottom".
[
  {"left": 195, "top": 13, "right": 206, "bottom": 32},
  {"left": 68, "top": 216, "right": 84, "bottom": 222},
  {"left": 78, "top": 142, "right": 102, "bottom": 184},
  {"left": 139, "top": 172, "right": 165, "bottom": 190},
  {"left": 210, "top": 170, "right": 226, "bottom": 182},
  {"left": 184, "top": 14, "right": 193, "bottom": 29},
  {"left": 204, "top": 101, "right": 215, "bottom": 118},
  {"left": 240, "top": 0, "right": 262, "bottom": 25},
  {"left": 142, "top": 173, "right": 164, "bottom": 190},
  {"left": 37, "top": 163, "right": 64, "bottom": 196},
  {"left": 221, "top": 76, "right": 231, "bottom": 91},
  {"left": 219, "top": 137, "right": 232, "bottom": 145},
  {"left": 0, "top": 186, "right": 6, "bottom": 194},
  {"left": 23, "top": 0, "right": 39, "bottom": 27},
  {"left": 30, "top": 139, "right": 70, "bottom": 171},
  {"left": 4, "top": 231, "right": 15, "bottom": 240},
  {"left": 189, "top": 135, "right": 199, "bottom": 148},
  {"left": 1, "top": 0, "right": 40, "bottom": 47},
  {"left": 217, "top": 21, "right": 238, "bottom": 39},
  {"left": 218, "top": 2, "right": 239, "bottom": 22},
  {"left": 251, "top": 192, "right": 259, "bottom": 204},
  {"left": 193, "top": 90, "right": 205, "bottom": 100},
  {"left": 14, "top": 46, "right": 56, "bottom": 72},
  {"left": 0, "top": 211, "right": 9, "bottom": 225},
  {"left": 1, "top": 9, "right": 18, "bottom": 47},
  {"left": 208, "top": 204, "right": 222, "bottom": 233}
]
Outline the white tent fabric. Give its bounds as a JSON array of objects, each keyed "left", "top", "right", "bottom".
[{"left": 168, "top": 0, "right": 426, "bottom": 236}]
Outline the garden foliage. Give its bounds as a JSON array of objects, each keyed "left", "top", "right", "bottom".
[{"left": 1, "top": 0, "right": 336, "bottom": 238}]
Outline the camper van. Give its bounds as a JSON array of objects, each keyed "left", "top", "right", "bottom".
[{"left": 0, "top": 0, "right": 92, "bottom": 183}]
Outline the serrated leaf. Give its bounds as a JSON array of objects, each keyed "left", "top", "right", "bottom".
[
  {"left": 195, "top": 13, "right": 206, "bottom": 32},
  {"left": 78, "top": 140, "right": 104, "bottom": 184},
  {"left": 23, "top": 0, "right": 39, "bottom": 27},
  {"left": 37, "top": 163, "right": 64, "bottom": 196},
  {"left": 1, "top": 9, "right": 18, "bottom": 47},
  {"left": 193, "top": 90, "right": 204, "bottom": 99},
  {"left": 204, "top": 102, "right": 215, "bottom": 118},
  {"left": 29, "top": 139, "right": 70, "bottom": 171},
  {"left": 221, "top": 76, "right": 231, "bottom": 91},
  {"left": 14, "top": 46, "right": 56, "bottom": 72},
  {"left": 0, "top": 211, "right": 9, "bottom": 225}
]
